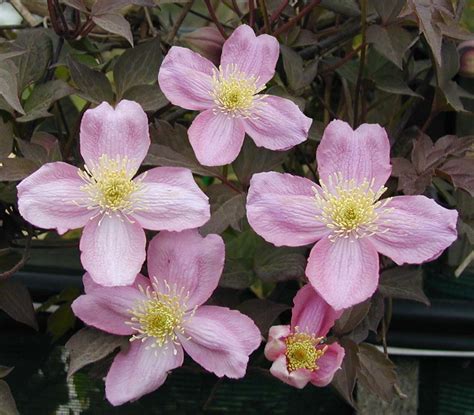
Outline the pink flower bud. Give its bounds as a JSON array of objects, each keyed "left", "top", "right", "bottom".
[
  {"left": 459, "top": 40, "right": 474, "bottom": 78},
  {"left": 181, "top": 26, "right": 225, "bottom": 65}
]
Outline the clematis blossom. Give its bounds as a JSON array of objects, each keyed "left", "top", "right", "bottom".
[
  {"left": 158, "top": 24, "right": 312, "bottom": 166},
  {"left": 72, "top": 229, "right": 261, "bottom": 406},
  {"left": 265, "top": 285, "right": 344, "bottom": 388},
  {"left": 247, "top": 120, "right": 458, "bottom": 310},
  {"left": 17, "top": 100, "right": 210, "bottom": 287}
]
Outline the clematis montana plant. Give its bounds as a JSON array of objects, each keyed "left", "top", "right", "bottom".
[
  {"left": 265, "top": 285, "right": 344, "bottom": 388},
  {"left": 72, "top": 229, "right": 261, "bottom": 406},
  {"left": 17, "top": 100, "right": 210, "bottom": 286},
  {"left": 158, "top": 24, "right": 312, "bottom": 166},
  {"left": 247, "top": 120, "right": 459, "bottom": 310}
]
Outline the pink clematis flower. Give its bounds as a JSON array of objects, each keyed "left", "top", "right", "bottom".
[
  {"left": 158, "top": 24, "right": 312, "bottom": 166},
  {"left": 265, "top": 285, "right": 344, "bottom": 388},
  {"left": 72, "top": 229, "right": 261, "bottom": 406},
  {"left": 17, "top": 100, "right": 210, "bottom": 287},
  {"left": 247, "top": 120, "right": 458, "bottom": 310}
]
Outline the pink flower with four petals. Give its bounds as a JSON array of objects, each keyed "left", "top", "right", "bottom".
[
  {"left": 17, "top": 100, "right": 210, "bottom": 286},
  {"left": 158, "top": 24, "right": 312, "bottom": 166},
  {"left": 72, "top": 229, "right": 261, "bottom": 406},
  {"left": 265, "top": 285, "right": 345, "bottom": 388},
  {"left": 247, "top": 120, "right": 458, "bottom": 310}
]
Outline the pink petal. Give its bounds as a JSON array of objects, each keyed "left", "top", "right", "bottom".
[
  {"left": 310, "top": 343, "right": 345, "bottom": 387},
  {"left": 306, "top": 237, "right": 379, "bottom": 310},
  {"left": 130, "top": 167, "right": 210, "bottom": 231},
  {"left": 243, "top": 95, "right": 312, "bottom": 150},
  {"left": 264, "top": 325, "right": 290, "bottom": 361},
  {"left": 269, "top": 355, "right": 312, "bottom": 389},
  {"left": 316, "top": 120, "right": 392, "bottom": 190},
  {"left": 80, "top": 100, "right": 150, "bottom": 174},
  {"left": 17, "top": 162, "right": 93, "bottom": 234},
  {"left": 221, "top": 24, "right": 279, "bottom": 87},
  {"left": 158, "top": 46, "right": 216, "bottom": 111},
  {"left": 80, "top": 214, "right": 146, "bottom": 287},
  {"left": 246, "top": 172, "right": 328, "bottom": 247},
  {"left": 147, "top": 230, "right": 225, "bottom": 308},
  {"left": 71, "top": 285, "right": 144, "bottom": 335},
  {"left": 180, "top": 305, "right": 261, "bottom": 378},
  {"left": 290, "top": 285, "right": 342, "bottom": 337},
  {"left": 370, "top": 195, "right": 458, "bottom": 265},
  {"left": 105, "top": 341, "right": 183, "bottom": 406},
  {"left": 188, "top": 109, "right": 245, "bottom": 166}
]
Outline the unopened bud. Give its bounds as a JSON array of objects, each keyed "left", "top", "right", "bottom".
[
  {"left": 181, "top": 26, "right": 225, "bottom": 66},
  {"left": 459, "top": 40, "right": 474, "bottom": 78}
]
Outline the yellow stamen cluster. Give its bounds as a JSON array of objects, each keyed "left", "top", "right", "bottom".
[
  {"left": 210, "top": 64, "right": 264, "bottom": 118},
  {"left": 127, "top": 280, "right": 193, "bottom": 352},
  {"left": 313, "top": 172, "right": 391, "bottom": 241},
  {"left": 78, "top": 155, "right": 143, "bottom": 214},
  {"left": 285, "top": 332, "right": 327, "bottom": 372}
]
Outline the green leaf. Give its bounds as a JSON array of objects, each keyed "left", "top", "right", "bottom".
[
  {"left": 220, "top": 259, "right": 254, "bottom": 289},
  {"left": 113, "top": 37, "right": 162, "bottom": 99},
  {"left": 0, "top": 60, "right": 24, "bottom": 114},
  {"left": 0, "top": 158, "right": 38, "bottom": 181},
  {"left": 0, "top": 380, "right": 19, "bottom": 415},
  {"left": 0, "top": 119, "right": 13, "bottom": 158},
  {"left": 66, "top": 327, "right": 128, "bottom": 380},
  {"left": 372, "top": 0, "right": 405, "bottom": 23},
  {"left": 237, "top": 299, "right": 289, "bottom": 335},
  {"left": 319, "top": 0, "right": 360, "bottom": 16},
  {"left": 333, "top": 300, "right": 371, "bottom": 336},
  {"left": 0, "top": 280, "right": 38, "bottom": 330},
  {"left": 438, "top": 158, "right": 474, "bottom": 196},
  {"left": 331, "top": 338, "right": 359, "bottom": 408},
  {"left": 91, "top": 0, "right": 154, "bottom": 15},
  {"left": 47, "top": 304, "right": 76, "bottom": 341},
  {"left": 93, "top": 13, "right": 134, "bottom": 46},
  {"left": 67, "top": 56, "right": 114, "bottom": 104},
  {"left": 122, "top": 84, "right": 168, "bottom": 112},
  {"left": 16, "top": 132, "right": 62, "bottom": 165},
  {"left": 253, "top": 245, "right": 306, "bottom": 283},
  {"left": 379, "top": 266, "right": 430, "bottom": 305}
]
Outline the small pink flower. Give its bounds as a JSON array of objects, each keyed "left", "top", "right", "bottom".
[
  {"left": 17, "top": 100, "right": 210, "bottom": 287},
  {"left": 247, "top": 120, "right": 458, "bottom": 310},
  {"left": 265, "top": 285, "right": 344, "bottom": 388},
  {"left": 72, "top": 229, "right": 261, "bottom": 406},
  {"left": 158, "top": 24, "right": 312, "bottom": 166}
]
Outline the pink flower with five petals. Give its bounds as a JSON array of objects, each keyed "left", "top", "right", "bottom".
[
  {"left": 247, "top": 120, "right": 458, "bottom": 310},
  {"left": 72, "top": 229, "right": 261, "bottom": 406},
  {"left": 17, "top": 100, "right": 210, "bottom": 287},
  {"left": 265, "top": 285, "right": 345, "bottom": 388},
  {"left": 158, "top": 24, "right": 312, "bottom": 166}
]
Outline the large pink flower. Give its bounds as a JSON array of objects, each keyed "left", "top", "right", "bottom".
[
  {"left": 247, "top": 120, "right": 458, "bottom": 310},
  {"left": 158, "top": 24, "right": 312, "bottom": 166},
  {"left": 265, "top": 285, "right": 344, "bottom": 388},
  {"left": 17, "top": 100, "right": 210, "bottom": 286},
  {"left": 72, "top": 229, "right": 261, "bottom": 406}
]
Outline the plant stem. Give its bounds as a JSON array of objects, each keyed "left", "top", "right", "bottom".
[
  {"left": 248, "top": 0, "right": 255, "bottom": 27},
  {"left": 257, "top": 0, "right": 270, "bottom": 33},
  {"left": 272, "top": 0, "right": 321, "bottom": 37},
  {"left": 166, "top": 0, "right": 194, "bottom": 43},
  {"left": 203, "top": 0, "right": 227, "bottom": 38},
  {"left": 0, "top": 230, "right": 32, "bottom": 281},
  {"left": 353, "top": 0, "right": 367, "bottom": 127}
]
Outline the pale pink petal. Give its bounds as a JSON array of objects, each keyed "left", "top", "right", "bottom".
[
  {"left": 316, "top": 120, "right": 392, "bottom": 190},
  {"left": 180, "top": 306, "right": 261, "bottom": 378},
  {"left": 105, "top": 341, "right": 183, "bottom": 406},
  {"left": 130, "top": 167, "right": 210, "bottom": 231},
  {"left": 290, "top": 285, "right": 342, "bottom": 337},
  {"left": 247, "top": 172, "right": 328, "bottom": 247},
  {"left": 158, "top": 46, "right": 216, "bottom": 111},
  {"left": 264, "top": 325, "right": 290, "bottom": 361},
  {"left": 370, "top": 195, "right": 458, "bottom": 265},
  {"left": 71, "top": 286, "right": 144, "bottom": 335},
  {"left": 310, "top": 343, "right": 345, "bottom": 387},
  {"left": 80, "top": 100, "right": 150, "bottom": 174},
  {"left": 188, "top": 109, "right": 245, "bottom": 166},
  {"left": 269, "top": 355, "right": 312, "bottom": 389},
  {"left": 17, "top": 162, "right": 93, "bottom": 234},
  {"left": 306, "top": 237, "right": 379, "bottom": 310},
  {"left": 80, "top": 214, "right": 146, "bottom": 287},
  {"left": 147, "top": 230, "right": 225, "bottom": 308},
  {"left": 243, "top": 96, "right": 312, "bottom": 150},
  {"left": 221, "top": 24, "right": 279, "bottom": 87}
]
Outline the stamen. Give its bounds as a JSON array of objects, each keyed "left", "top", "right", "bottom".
[
  {"left": 313, "top": 172, "right": 392, "bottom": 241},
  {"left": 285, "top": 332, "right": 327, "bottom": 372},
  {"left": 210, "top": 63, "right": 266, "bottom": 118}
]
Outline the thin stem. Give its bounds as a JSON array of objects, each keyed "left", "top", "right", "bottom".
[
  {"left": 257, "top": 0, "right": 270, "bottom": 33},
  {"left": 272, "top": 0, "right": 321, "bottom": 37},
  {"left": 231, "top": 0, "right": 243, "bottom": 17},
  {"left": 144, "top": 7, "right": 158, "bottom": 37},
  {"left": 0, "top": 231, "right": 32, "bottom": 281},
  {"left": 203, "top": 0, "right": 228, "bottom": 38},
  {"left": 166, "top": 0, "right": 194, "bottom": 43},
  {"left": 175, "top": 3, "right": 233, "bottom": 29},
  {"left": 319, "top": 45, "right": 362, "bottom": 76},
  {"left": 353, "top": 0, "right": 367, "bottom": 127},
  {"left": 248, "top": 0, "right": 255, "bottom": 27},
  {"left": 269, "top": 0, "right": 289, "bottom": 25}
]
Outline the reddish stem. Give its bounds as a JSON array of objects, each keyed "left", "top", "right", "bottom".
[
  {"left": 272, "top": 0, "right": 321, "bottom": 37},
  {"left": 204, "top": 0, "right": 227, "bottom": 38},
  {"left": 248, "top": 0, "right": 255, "bottom": 27}
]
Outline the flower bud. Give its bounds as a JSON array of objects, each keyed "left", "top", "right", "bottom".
[
  {"left": 181, "top": 26, "right": 225, "bottom": 66},
  {"left": 459, "top": 40, "right": 474, "bottom": 78}
]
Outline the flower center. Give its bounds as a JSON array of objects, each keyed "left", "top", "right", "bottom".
[
  {"left": 285, "top": 333, "right": 327, "bottom": 372},
  {"left": 78, "top": 155, "right": 144, "bottom": 214},
  {"left": 313, "top": 172, "right": 391, "bottom": 241},
  {"left": 210, "top": 64, "right": 264, "bottom": 117},
  {"left": 127, "top": 281, "right": 191, "bottom": 350}
]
